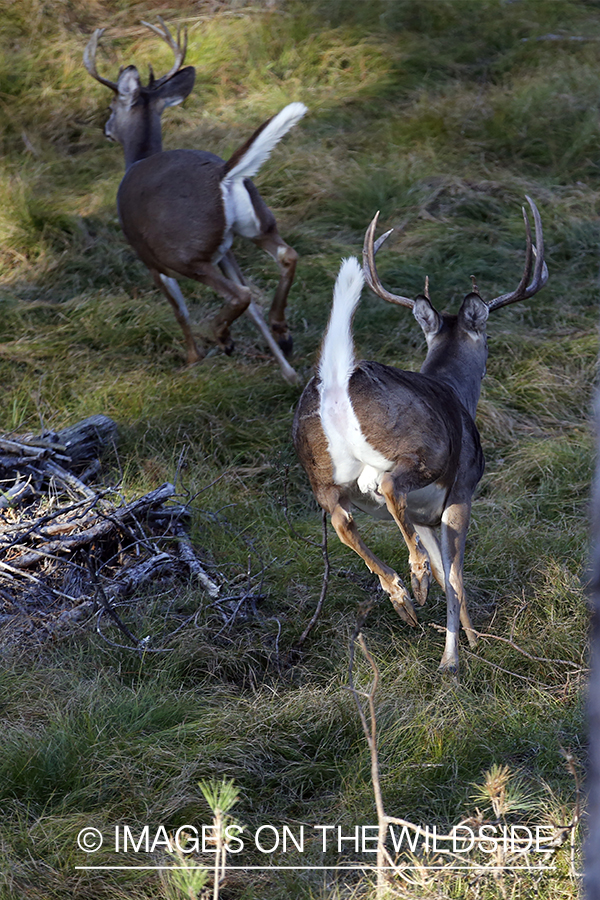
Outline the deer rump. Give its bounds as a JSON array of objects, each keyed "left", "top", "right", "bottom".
[
  {"left": 116, "top": 149, "right": 274, "bottom": 277},
  {"left": 293, "top": 361, "right": 484, "bottom": 526}
]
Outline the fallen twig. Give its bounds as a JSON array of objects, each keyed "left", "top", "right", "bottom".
[
  {"left": 292, "top": 508, "right": 330, "bottom": 655},
  {"left": 0, "top": 419, "right": 225, "bottom": 650}
]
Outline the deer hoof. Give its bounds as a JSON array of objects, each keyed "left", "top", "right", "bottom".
[
  {"left": 411, "top": 567, "right": 430, "bottom": 607},
  {"left": 271, "top": 322, "right": 293, "bottom": 358},
  {"left": 389, "top": 577, "right": 418, "bottom": 627},
  {"left": 197, "top": 320, "right": 235, "bottom": 355},
  {"left": 438, "top": 657, "right": 459, "bottom": 676},
  {"left": 185, "top": 350, "right": 205, "bottom": 366},
  {"left": 222, "top": 338, "right": 235, "bottom": 356}
]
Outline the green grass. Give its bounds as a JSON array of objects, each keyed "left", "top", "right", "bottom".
[{"left": 0, "top": 0, "right": 596, "bottom": 897}]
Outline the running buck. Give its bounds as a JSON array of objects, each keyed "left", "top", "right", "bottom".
[
  {"left": 84, "top": 19, "right": 306, "bottom": 383},
  {"left": 293, "top": 198, "right": 547, "bottom": 671}
]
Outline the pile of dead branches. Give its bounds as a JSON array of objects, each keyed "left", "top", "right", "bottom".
[{"left": 0, "top": 415, "right": 219, "bottom": 649}]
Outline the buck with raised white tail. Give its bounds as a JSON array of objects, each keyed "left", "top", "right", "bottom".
[
  {"left": 293, "top": 198, "right": 547, "bottom": 671},
  {"left": 84, "top": 19, "right": 306, "bottom": 383}
]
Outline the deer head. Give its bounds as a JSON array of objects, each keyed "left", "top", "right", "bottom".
[{"left": 84, "top": 18, "right": 195, "bottom": 167}]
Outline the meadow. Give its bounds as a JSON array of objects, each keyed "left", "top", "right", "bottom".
[{"left": 0, "top": 0, "right": 596, "bottom": 897}]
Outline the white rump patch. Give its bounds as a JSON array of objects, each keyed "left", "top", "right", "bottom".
[
  {"left": 318, "top": 258, "right": 392, "bottom": 496},
  {"left": 220, "top": 179, "right": 261, "bottom": 242}
]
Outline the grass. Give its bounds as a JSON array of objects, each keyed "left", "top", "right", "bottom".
[{"left": 0, "top": 0, "right": 596, "bottom": 897}]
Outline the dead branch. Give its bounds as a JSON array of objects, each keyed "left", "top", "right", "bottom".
[
  {"left": 0, "top": 418, "right": 223, "bottom": 650},
  {"left": 173, "top": 524, "right": 220, "bottom": 598},
  {"left": 347, "top": 614, "right": 388, "bottom": 896},
  {"left": 0, "top": 480, "right": 35, "bottom": 510},
  {"left": 106, "top": 552, "right": 177, "bottom": 599},
  {"left": 292, "top": 508, "right": 330, "bottom": 656},
  {"left": 6, "top": 483, "right": 176, "bottom": 568},
  {"left": 472, "top": 628, "right": 582, "bottom": 668}
]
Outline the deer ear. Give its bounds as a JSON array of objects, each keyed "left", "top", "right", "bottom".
[
  {"left": 117, "top": 66, "right": 142, "bottom": 106},
  {"left": 459, "top": 292, "right": 489, "bottom": 334},
  {"left": 413, "top": 296, "right": 442, "bottom": 337},
  {"left": 155, "top": 66, "right": 196, "bottom": 109}
]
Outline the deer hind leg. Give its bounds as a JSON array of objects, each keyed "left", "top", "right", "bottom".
[
  {"left": 252, "top": 229, "right": 298, "bottom": 358},
  {"left": 379, "top": 472, "right": 431, "bottom": 607},
  {"left": 152, "top": 271, "right": 205, "bottom": 365},
  {"left": 414, "top": 525, "right": 446, "bottom": 591},
  {"left": 439, "top": 498, "right": 477, "bottom": 673},
  {"left": 330, "top": 502, "right": 418, "bottom": 627}
]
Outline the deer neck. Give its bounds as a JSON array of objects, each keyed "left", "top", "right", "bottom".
[
  {"left": 121, "top": 110, "right": 163, "bottom": 170},
  {"left": 420, "top": 345, "right": 485, "bottom": 420}
]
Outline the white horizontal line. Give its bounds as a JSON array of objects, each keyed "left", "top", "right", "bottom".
[{"left": 75, "top": 865, "right": 557, "bottom": 872}]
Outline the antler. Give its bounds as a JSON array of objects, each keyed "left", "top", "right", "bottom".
[
  {"left": 362, "top": 211, "right": 415, "bottom": 309},
  {"left": 485, "top": 195, "right": 548, "bottom": 311},
  {"left": 141, "top": 17, "right": 188, "bottom": 87},
  {"left": 83, "top": 28, "right": 119, "bottom": 92}
]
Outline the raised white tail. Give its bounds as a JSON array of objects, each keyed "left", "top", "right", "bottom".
[
  {"left": 223, "top": 102, "right": 308, "bottom": 185},
  {"left": 318, "top": 256, "right": 364, "bottom": 393},
  {"left": 318, "top": 257, "right": 390, "bottom": 488}
]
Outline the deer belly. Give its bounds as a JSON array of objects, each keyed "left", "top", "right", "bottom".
[
  {"left": 351, "top": 486, "right": 392, "bottom": 520},
  {"left": 406, "top": 482, "right": 447, "bottom": 526},
  {"left": 348, "top": 476, "right": 447, "bottom": 525}
]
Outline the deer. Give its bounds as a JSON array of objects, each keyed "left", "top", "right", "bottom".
[
  {"left": 83, "top": 19, "right": 307, "bottom": 384},
  {"left": 292, "top": 197, "right": 547, "bottom": 672}
]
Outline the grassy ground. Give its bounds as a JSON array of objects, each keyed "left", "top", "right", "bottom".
[{"left": 0, "top": 0, "right": 596, "bottom": 897}]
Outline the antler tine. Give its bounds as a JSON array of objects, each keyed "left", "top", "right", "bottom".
[
  {"left": 362, "top": 212, "right": 415, "bottom": 309},
  {"left": 141, "top": 16, "right": 188, "bottom": 87},
  {"left": 83, "top": 28, "right": 119, "bottom": 92},
  {"left": 486, "top": 205, "right": 533, "bottom": 310},
  {"left": 486, "top": 196, "right": 548, "bottom": 311}
]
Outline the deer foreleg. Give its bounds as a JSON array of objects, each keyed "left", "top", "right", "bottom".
[
  {"left": 153, "top": 271, "right": 204, "bottom": 365},
  {"left": 252, "top": 230, "right": 298, "bottom": 357},
  {"left": 219, "top": 252, "right": 299, "bottom": 385},
  {"left": 190, "top": 261, "right": 252, "bottom": 354},
  {"left": 379, "top": 472, "right": 431, "bottom": 606},
  {"left": 330, "top": 502, "right": 418, "bottom": 627},
  {"left": 439, "top": 499, "right": 477, "bottom": 673}
]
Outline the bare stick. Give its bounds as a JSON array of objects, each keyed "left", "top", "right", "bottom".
[
  {"left": 43, "top": 459, "right": 98, "bottom": 500},
  {"left": 0, "top": 479, "right": 35, "bottom": 510},
  {"left": 173, "top": 525, "right": 220, "bottom": 598},
  {"left": 0, "top": 559, "right": 81, "bottom": 603},
  {"left": 347, "top": 611, "right": 387, "bottom": 896},
  {"left": 586, "top": 380, "right": 600, "bottom": 894},
  {"left": 105, "top": 552, "right": 175, "bottom": 600},
  {"left": 472, "top": 628, "right": 581, "bottom": 668},
  {"left": 293, "top": 508, "right": 329, "bottom": 652}
]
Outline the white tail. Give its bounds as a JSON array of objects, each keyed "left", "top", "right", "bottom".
[
  {"left": 222, "top": 102, "right": 308, "bottom": 185},
  {"left": 318, "top": 256, "right": 364, "bottom": 392},
  {"left": 318, "top": 257, "right": 389, "bottom": 490}
]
